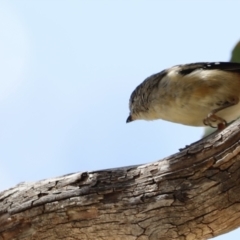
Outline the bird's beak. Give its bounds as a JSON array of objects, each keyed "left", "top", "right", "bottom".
[{"left": 126, "top": 115, "right": 133, "bottom": 123}]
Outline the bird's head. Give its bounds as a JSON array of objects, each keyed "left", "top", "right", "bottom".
[
  {"left": 126, "top": 72, "right": 166, "bottom": 123},
  {"left": 126, "top": 82, "right": 151, "bottom": 123}
]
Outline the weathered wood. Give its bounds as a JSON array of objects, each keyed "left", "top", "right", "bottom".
[{"left": 1, "top": 120, "right": 240, "bottom": 240}]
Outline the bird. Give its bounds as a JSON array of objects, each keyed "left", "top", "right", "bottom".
[{"left": 126, "top": 62, "right": 240, "bottom": 130}]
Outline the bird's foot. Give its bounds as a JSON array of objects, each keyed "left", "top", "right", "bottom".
[{"left": 203, "top": 113, "right": 227, "bottom": 130}]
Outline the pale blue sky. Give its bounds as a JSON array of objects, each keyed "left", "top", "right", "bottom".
[{"left": 0, "top": 1, "right": 239, "bottom": 239}]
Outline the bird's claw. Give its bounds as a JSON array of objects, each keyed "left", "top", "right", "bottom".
[{"left": 203, "top": 113, "right": 227, "bottom": 130}]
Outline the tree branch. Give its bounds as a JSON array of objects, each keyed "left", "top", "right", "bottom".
[{"left": 1, "top": 120, "right": 240, "bottom": 240}]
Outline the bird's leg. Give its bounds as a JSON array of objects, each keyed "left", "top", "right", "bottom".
[
  {"left": 203, "top": 96, "right": 239, "bottom": 130},
  {"left": 203, "top": 114, "right": 227, "bottom": 130}
]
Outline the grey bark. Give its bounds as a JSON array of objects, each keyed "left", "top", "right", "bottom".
[{"left": 1, "top": 120, "right": 240, "bottom": 240}]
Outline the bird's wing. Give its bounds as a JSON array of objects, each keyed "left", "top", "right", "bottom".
[{"left": 178, "top": 62, "right": 240, "bottom": 75}]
